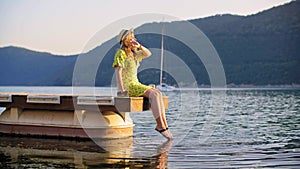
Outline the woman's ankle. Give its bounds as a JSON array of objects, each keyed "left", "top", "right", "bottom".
[{"left": 155, "top": 125, "right": 165, "bottom": 130}]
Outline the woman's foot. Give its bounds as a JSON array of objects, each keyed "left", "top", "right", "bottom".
[
  {"left": 155, "top": 128, "right": 173, "bottom": 140},
  {"left": 166, "top": 127, "right": 173, "bottom": 139}
]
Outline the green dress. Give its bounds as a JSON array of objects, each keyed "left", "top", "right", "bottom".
[{"left": 112, "top": 49, "right": 152, "bottom": 97}]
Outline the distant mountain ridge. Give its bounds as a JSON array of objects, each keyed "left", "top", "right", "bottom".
[
  {"left": 0, "top": 0, "right": 299, "bottom": 86},
  {"left": 0, "top": 46, "right": 77, "bottom": 85}
]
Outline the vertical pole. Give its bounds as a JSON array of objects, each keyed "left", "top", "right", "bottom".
[{"left": 160, "top": 22, "right": 164, "bottom": 86}]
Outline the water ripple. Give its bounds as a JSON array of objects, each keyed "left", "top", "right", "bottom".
[{"left": 0, "top": 87, "right": 299, "bottom": 168}]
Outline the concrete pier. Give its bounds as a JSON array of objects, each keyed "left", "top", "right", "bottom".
[{"left": 0, "top": 92, "right": 168, "bottom": 139}]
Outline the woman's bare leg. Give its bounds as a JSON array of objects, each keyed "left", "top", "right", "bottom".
[
  {"left": 143, "top": 89, "right": 165, "bottom": 129},
  {"left": 155, "top": 89, "right": 169, "bottom": 128},
  {"left": 143, "top": 89, "right": 172, "bottom": 139},
  {"left": 155, "top": 89, "right": 172, "bottom": 137}
]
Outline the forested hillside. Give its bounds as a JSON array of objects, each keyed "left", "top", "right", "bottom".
[{"left": 0, "top": 1, "right": 299, "bottom": 86}]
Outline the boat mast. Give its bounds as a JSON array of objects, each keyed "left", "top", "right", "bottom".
[{"left": 160, "top": 22, "right": 164, "bottom": 86}]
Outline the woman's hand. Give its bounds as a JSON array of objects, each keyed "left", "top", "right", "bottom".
[
  {"left": 117, "top": 90, "right": 128, "bottom": 97},
  {"left": 128, "top": 38, "right": 142, "bottom": 49},
  {"left": 127, "top": 38, "right": 150, "bottom": 57}
]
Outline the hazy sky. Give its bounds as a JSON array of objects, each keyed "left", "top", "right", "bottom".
[{"left": 0, "top": 0, "right": 292, "bottom": 55}]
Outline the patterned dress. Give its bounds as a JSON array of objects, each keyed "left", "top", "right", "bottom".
[{"left": 112, "top": 49, "right": 152, "bottom": 97}]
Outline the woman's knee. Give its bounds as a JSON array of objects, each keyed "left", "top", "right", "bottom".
[
  {"left": 143, "top": 88, "right": 155, "bottom": 98},
  {"left": 150, "top": 89, "right": 162, "bottom": 98},
  {"left": 154, "top": 89, "right": 162, "bottom": 96}
]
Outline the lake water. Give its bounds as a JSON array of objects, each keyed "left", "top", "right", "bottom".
[{"left": 0, "top": 87, "right": 299, "bottom": 168}]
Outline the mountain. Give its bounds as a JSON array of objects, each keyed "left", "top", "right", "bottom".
[
  {"left": 188, "top": 1, "right": 300, "bottom": 85},
  {"left": 0, "top": 0, "right": 299, "bottom": 86},
  {"left": 0, "top": 46, "right": 77, "bottom": 86}
]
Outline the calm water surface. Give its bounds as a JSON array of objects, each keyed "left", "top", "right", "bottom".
[{"left": 0, "top": 87, "right": 299, "bottom": 168}]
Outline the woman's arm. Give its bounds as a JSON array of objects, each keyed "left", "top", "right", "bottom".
[
  {"left": 115, "top": 66, "right": 127, "bottom": 96},
  {"left": 139, "top": 45, "right": 152, "bottom": 59},
  {"left": 129, "top": 39, "right": 151, "bottom": 59}
]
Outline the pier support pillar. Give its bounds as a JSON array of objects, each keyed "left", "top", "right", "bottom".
[
  {"left": 10, "top": 107, "right": 22, "bottom": 122},
  {"left": 73, "top": 110, "right": 86, "bottom": 125}
]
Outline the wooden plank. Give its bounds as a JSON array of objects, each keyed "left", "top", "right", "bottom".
[
  {"left": 13, "top": 95, "right": 75, "bottom": 111},
  {"left": 0, "top": 93, "right": 168, "bottom": 113},
  {"left": 77, "top": 96, "right": 114, "bottom": 106},
  {"left": 0, "top": 123, "right": 133, "bottom": 139},
  {"left": 114, "top": 97, "right": 144, "bottom": 112},
  {"left": 0, "top": 94, "right": 12, "bottom": 102},
  {"left": 164, "top": 96, "right": 169, "bottom": 109},
  {"left": 143, "top": 96, "right": 168, "bottom": 110},
  {"left": 27, "top": 95, "right": 61, "bottom": 104}
]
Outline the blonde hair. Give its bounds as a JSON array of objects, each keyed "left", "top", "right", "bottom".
[{"left": 121, "top": 33, "right": 136, "bottom": 57}]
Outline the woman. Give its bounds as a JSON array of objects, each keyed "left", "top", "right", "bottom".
[{"left": 112, "top": 28, "right": 173, "bottom": 140}]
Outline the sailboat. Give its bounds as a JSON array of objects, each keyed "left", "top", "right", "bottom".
[{"left": 156, "top": 22, "right": 175, "bottom": 92}]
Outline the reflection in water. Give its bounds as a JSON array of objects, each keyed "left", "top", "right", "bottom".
[
  {"left": 155, "top": 140, "right": 172, "bottom": 168},
  {"left": 1, "top": 88, "right": 299, "bottom": 168},
  {"left": 0, "top": 135, "right": 171, "bottom": 168}
]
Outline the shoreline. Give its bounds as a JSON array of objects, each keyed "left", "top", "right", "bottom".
[{"left": 0, "top": 85, "right": 300, "bottom": 91}]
